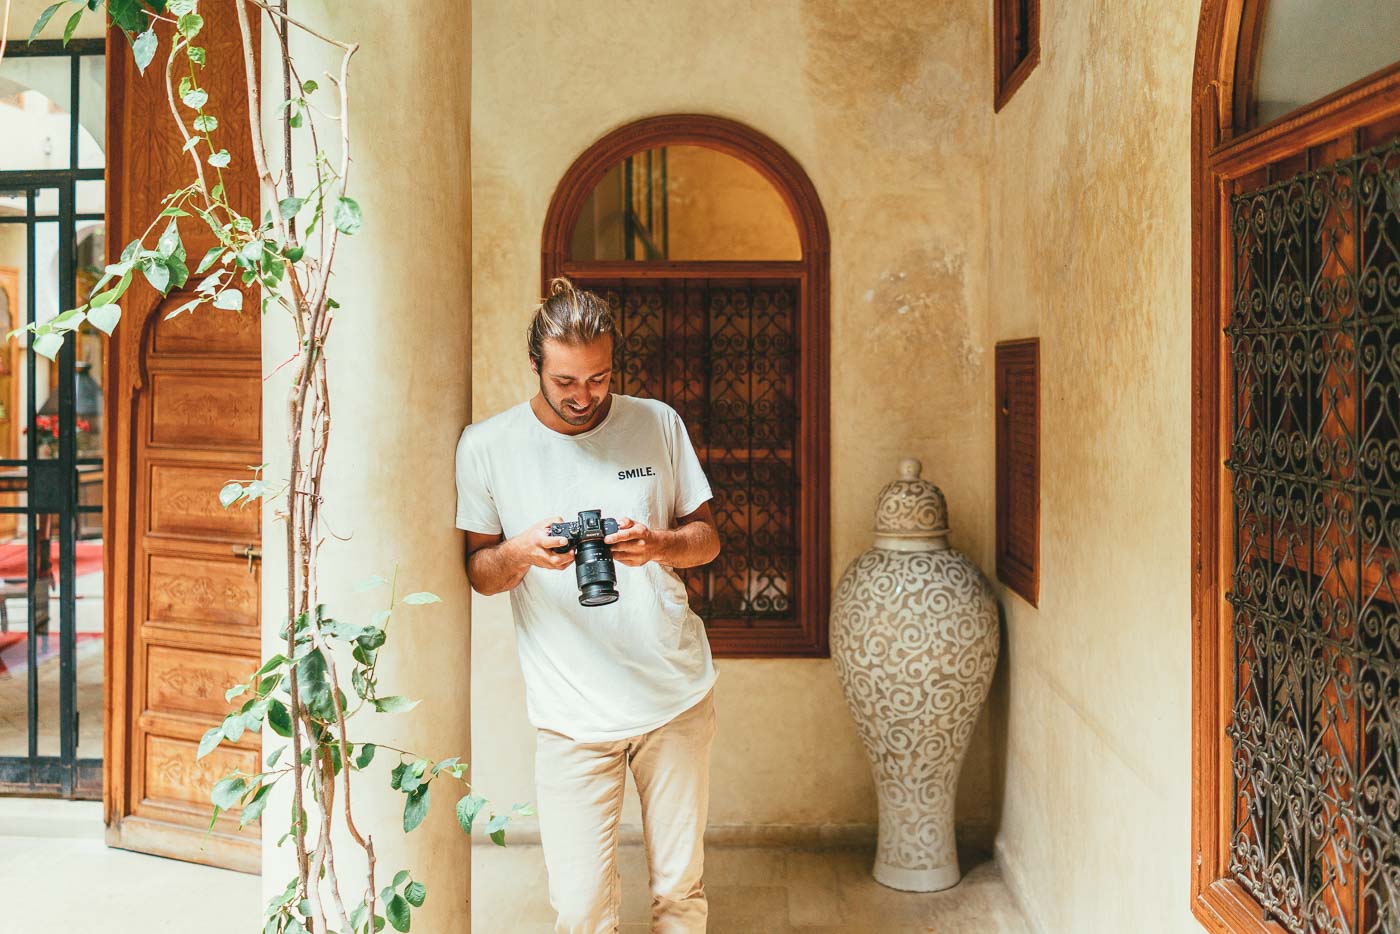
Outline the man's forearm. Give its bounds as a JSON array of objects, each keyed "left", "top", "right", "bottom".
[
  {"left": 467, "top": 539, "right": 527, "bottom": 595},
  {"left": 656, "top": 520, "right": 721, "bottom": 569}
]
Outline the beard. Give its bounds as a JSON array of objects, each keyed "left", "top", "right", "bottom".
[{"left": 541, "top": 381, "right": 606, "bottom": 427}]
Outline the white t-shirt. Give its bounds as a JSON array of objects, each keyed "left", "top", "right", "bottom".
[{"left": 454, "top": 394, "right": 718, "bottom": 741}]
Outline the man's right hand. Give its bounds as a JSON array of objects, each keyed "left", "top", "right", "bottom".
[{"left": 506, "top": 517, "right": 576, "bottom": 572}]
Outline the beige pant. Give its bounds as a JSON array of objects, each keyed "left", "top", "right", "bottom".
[{"left": 534, "top": 689, "right": 716, "bottom": 933}]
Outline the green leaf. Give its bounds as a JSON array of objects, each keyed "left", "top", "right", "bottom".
[
  {"left": 157, "top": 218, "right": 182, "bottom": 258},
  {"left": 62, "top": 9, "right": 84, "bottom": 46},
  {"left": 218, "top": 481, "right": 242, "bottom": 508},
  {"left": 402, "top": 785, "right": 430, "bottom": 834},
  {"left": 455, "top": 794, "right": 486, "bottom": 834},
  {"left": 254, "top": 654, "right": 288, "bottom": 678},
  {"left": 196, "top": 726, "right": 223, "bottom": 760},
  {"left": 34, "top": 332, "right": 64, "bottom": 360},
  {"left": 402, "top": 592, "right": 441, "bottom": 606},
  {"left": 182, "top": 88, "right": 208, "bottom": 110},
  {"left": 266, "top": 699, "right": 292, "bottom": 738},
  {"left": 140, "top": 259, "right": 170, "bottom": 294},
  {"left": 221, "top": 714, "right": 245, "bottom": 743},
  {"left": 430, "top": 756, "right": 461, "bottom": 776},
  {"left": 355, "top": 743, "right": 376, "bottom": 769},
  {"left": 486, "top": 814, "right": 509, "bottom": 836},
  {"left": 86, "top": 304, "right": 120, "bottom": 335},
  {"left": 512, "top": 802, "right": 536, "bottom": 817},
  {"left": 187, "top": 46, "right": 206, "bottom": 66},
  {"left": 210, "top": 775, "right": 247, "bottom": 809},
  {"left": 193, "top": 114, "right": 218, "bottom": 133},
  {"left": 372, "top": 695, "right": 419, "bottom": 714},
  {"left": 177, "top": 13, "right": 204, "bottom": 39},
  {"left": 265, "top": 745, "right": 285, "bottom": 769},
  {"left": 278, "top": 197, "right": 305, "bottom": 221},
  {"left": 132, "top": 29, "right": 158, "bottom": 75},
  {"left": 385, "top": 895, "right": 411, "bottom": 933},
  {"left": 195, "top": 246, "right": 224, "bottom": 274},
  {"left": 223, "top": 682, "right": 248, "bottom": 703},
  {"left": 404, "top": 882, "right": 426, "bottom": 909},
  {"left": 392, "top": 870, "right": 410, "bottom": 888},
  {"left": 333, "top": 197, "right": 363, "bottom": 235},
  {"left": 163, "top": 297, "right": 202, "bottom": 320},
  {"left": 49, "top": 307, "right": 87, "bottom": 332},
  {"left": 29, "top": 3, "right": 63, "bottom": 41},
  {"left": 214, "top": 290, "right": 243, "bottom": 311},
  {"left": 208, "top": 150, "right": 231, "bottom": 168},
  {"left": 302, "top": 79, "right": 318, "bottom": 94},
  {"left": 490, "top": 827, "right": 507, "bottom": 847},
  {"left": 399, "top": 759, "right": 429, "bottom": 793},
  {"left": 284, "top": 245, "right": 305, "bottom": 263},
  {"left": 169, "top": 0, "right": 197, "bottom": 16},
  {"left": 390, "top": 761, "right": 407, "bottom": 790},
  {"left": 239, "top": 783, "right": 272, "bottom": 828}
]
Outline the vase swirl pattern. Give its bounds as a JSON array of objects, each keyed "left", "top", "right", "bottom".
[{"left": 830, "top": 459, "right": 999, "bottom": 892}]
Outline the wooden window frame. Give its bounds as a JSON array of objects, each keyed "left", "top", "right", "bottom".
[
  {"left": 995, "top": 338, "right": 1039, "bottom": 606},
  {"left": 993, "top": 0, "right": 1040, "bottom": 112},
  {"left": 1190, "top": 2, "right": 1400, "bottom": 930},
  {"left": 541, "top": 114, "right": 831, "bottom": 659}
]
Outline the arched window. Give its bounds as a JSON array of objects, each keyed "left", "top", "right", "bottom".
[
  {"left": 543, "top": 115, "right": 830, "bottom": 658},
  {"left": 1192, "top": 4, "right": 1400, "bottom": 932}
]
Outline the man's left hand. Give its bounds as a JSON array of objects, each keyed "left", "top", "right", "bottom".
[{"left": 605, "top": 517, "right": 669, "bottom": 567}]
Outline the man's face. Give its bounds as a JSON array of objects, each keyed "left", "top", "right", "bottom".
[{"left": 533, "top": 336, "right": 614, "bottom": 428}]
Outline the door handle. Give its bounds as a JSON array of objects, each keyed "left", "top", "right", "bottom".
[{"left": 232, "top": 543, "right": 262, "bottom": 574}]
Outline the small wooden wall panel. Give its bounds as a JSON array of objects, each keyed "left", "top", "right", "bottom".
[
  {"left": 996, "top": 339, "right": 1040, "bottom": 605},
  {"left": 152, "top": 304, "right": 260, "bottom": 356},
  {"left": 141, "top": 734, "right": 255, "bottom": 811},
  {"left": 149, "top": 464, "right": 259, "bottom": 539},
  {"left": 149, "top": 373, "right": 260, "bottom": 449},
  {"left": 145, "top": 645, "right": 254, "bottom": 719},
  {"left": 147, "top": 555, "right": 259, "bottom": 630}
]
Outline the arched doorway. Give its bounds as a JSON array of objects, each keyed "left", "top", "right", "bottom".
[
  {"left": 542, "top": 115, "right": 830, "bottom": 658},
  {"left": 1191, "top": 3, "right": 1400, "bottom": 931}
]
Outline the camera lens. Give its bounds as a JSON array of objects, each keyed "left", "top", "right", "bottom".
[{"left": 574, "top": 538, "right": 619, "bottom": 607}]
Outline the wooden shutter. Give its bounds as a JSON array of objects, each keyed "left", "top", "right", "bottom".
[
  {"left": 995, "top": 339, "right": 1039, "bottom": 606},
  {"left": 104, "top": 8, "right": 262, "bottom": 872}
]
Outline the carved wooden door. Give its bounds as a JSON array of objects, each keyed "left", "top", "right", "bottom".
[{"left": 104, "top": 8, "right": 262, "bottom": 872}]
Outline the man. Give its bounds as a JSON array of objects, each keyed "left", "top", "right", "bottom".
[{"left": 455, "top": 278, "right": 721, "bottom": 933}]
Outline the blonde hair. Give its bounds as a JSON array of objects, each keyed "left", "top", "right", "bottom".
[{"left": 527, "top": 277, "right": 615, "bottom": 368}]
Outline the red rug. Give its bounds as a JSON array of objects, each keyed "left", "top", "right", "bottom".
[{"left": 0, "top": 541, "right": 103, "bottom": 580}]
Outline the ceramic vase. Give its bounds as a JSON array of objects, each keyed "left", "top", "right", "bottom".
[{"left": 830, "top": 458, "right": 1000, "bottom": 892}]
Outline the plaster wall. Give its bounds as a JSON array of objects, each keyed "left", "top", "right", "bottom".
[
  {"left": 985, "top": 1, "right": 1198, "bottom": 931},
  {"left": 257, "top": 3, "right": 474, "bottom": 931},
  {"left": 470, "top": 0, "right": 1001, "bottom": 844}
]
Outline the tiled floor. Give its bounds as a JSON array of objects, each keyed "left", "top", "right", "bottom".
[
  {"left": 472, "top": 841, "right": 1031, "bottom": 933},
  {"left": 1, "top": 798, "right": 1030, "bottom": 933},
  {"left": 0, "top": 799, "right": 260, "bottom": 934}
]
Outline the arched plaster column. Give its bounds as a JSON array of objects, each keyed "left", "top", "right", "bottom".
[{"left": 260, "top": 3, "right": 474, "bottom": 931}]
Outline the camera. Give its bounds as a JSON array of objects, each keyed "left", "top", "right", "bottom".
[{"left": 548, "top": 509, "right": 621, "bottom": 607}]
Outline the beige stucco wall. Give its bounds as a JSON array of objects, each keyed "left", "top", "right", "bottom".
[
  {"left": 985, "top": 1, "right": 1198, "bottom": 932},
  {"left": 470, "top": 0, "right": 1002, "bottom": 845},
  {"left": 259, "top": 3, "right": 474, "bottom": 931}
]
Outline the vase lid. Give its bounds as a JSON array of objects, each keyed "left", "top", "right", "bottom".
[{"left": 874, "top": 458, "right": 949, "bottom": 537}]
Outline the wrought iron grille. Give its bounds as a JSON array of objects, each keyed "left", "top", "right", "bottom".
[
  {"left": 585, "top": 279, "right": 799, "bottom": 625},
  {"left": 1225, "top": 132, "right": 1400, "bottom": 933}
]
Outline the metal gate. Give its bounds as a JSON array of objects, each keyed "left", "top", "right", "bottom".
[{"left": 0, "top": 38, "right": 106, "bottom": 798}]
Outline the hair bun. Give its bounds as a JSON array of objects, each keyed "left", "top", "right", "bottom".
[{"left": 548, "top": 277, "right": 575, "bottom": 298}]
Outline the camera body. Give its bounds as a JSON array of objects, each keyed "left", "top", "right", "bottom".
[{"left": 548, "top": 509, "right": 621, "bottom": 607}]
